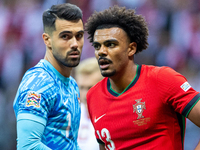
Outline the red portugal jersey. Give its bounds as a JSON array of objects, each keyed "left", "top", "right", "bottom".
[{"left": 86, "top": 65, "right": 200, "bottom": 150}]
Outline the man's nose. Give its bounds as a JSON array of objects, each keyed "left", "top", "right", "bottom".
[
  {"left": 70, "top": 37, "right": 78, "bottom": 50},
  {"left": 98, "top": 45, "right": 107, "bottom": 56}
]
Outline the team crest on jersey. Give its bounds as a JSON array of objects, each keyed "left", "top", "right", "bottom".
[
  {"left": 133, "top": 98, "right": 146, "bottom": 119},
  {"left": 26, "top": 91, "right": 41, "bottom": 108}
]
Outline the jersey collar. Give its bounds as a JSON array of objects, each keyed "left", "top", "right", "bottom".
[{"left": 107, "top": 65, "right": 141, "bottom": 97}]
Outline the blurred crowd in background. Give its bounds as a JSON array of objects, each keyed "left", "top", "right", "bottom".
[{"left": 0, "top": 0, "right": 200, "bottom": 149}]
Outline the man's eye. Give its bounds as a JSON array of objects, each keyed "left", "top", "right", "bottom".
[
  {"left": 76, "top": 34, "right": 83, "bottom": 40},
  {"left": 93, "top": 44, "right": 101, "bottom": 50},
  {"left": 108, "top": 43, "right": 115, "bottom": 48},
  {"left": 61, "top": 34, "right": 70, "bottom": 40}
]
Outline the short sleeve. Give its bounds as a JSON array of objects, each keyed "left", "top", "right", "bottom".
[
  {"left": 13, "top": 70, "right": 57, "bottom": 120},
  {"left": 156, "top": 67, "right": 200, "bottom": 116}
]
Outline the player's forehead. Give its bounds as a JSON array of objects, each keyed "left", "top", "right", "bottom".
[
  {"left": 54, "top": 19, "right": 84, "bottom": 34},
  {"left": 93, "top": 27, "right": 128, "bottom": 43}
]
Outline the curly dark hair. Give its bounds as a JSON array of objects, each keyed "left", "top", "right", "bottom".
[
  {"left": 43, "top": 3, "right": 82, "bottom": 34},
  {"left": 85, "top": 5, "right": 149, "bottom": 54}
]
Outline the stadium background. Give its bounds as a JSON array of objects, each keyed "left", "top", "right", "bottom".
[{"left": 0, "top": 0, "right": 200, "bottom": 149}]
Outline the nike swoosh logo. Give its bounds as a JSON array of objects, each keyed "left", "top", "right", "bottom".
[{"left": 94, "top": 114, "right": 106, "bottom": 123}]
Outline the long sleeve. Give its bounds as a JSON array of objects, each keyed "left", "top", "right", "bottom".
[{"left": 16, "top": 114, "right": 51, "bottom": 150}]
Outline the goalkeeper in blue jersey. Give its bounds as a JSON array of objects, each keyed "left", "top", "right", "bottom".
[{"left": 13, "top": 3, "right": 84, "bottom": 150}]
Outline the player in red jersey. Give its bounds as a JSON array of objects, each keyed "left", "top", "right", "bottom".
[{"left": 84, "top": 5, "right": 200, "bottom": 150}]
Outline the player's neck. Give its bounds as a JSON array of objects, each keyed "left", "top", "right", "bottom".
[
  {"left": 44, "top": 52, "right": 72, "bottom": 78},
  {"left": 109, "top": 64, "right": 137, "bottom": 94}
]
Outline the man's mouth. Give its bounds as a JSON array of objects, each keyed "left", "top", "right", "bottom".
[
  {"left": 68, "top": 50, "right": 80, "bottom": 58},
  {"left": 98, "top": 58, "right": 111, "bottom": 70}
]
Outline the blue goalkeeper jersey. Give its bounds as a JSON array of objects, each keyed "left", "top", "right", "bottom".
[{"left": 13, "top": 59, "right": 81, "bottom": 149}]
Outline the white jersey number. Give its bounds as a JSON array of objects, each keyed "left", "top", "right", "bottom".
[
  {"left": 66, "top": 113, "right": 71, "bottom": 138},
  {"left": 97, "top": 128, "right": 115, "bottom": 150}
]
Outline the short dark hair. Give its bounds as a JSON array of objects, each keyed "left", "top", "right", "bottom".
[
  {"left": 85, "top": 5, "right": 149, "bottom": 54},
  {"left": 43, "top": 3, "right": 83, "bottom": 34}
]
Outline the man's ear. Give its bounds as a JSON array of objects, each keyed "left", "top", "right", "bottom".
[
  {"left": 128, "top": 42, "right": 137, "bottom": 57},
  {"left": 42, "top": 33, "right": 52, "bottom": 49}
]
